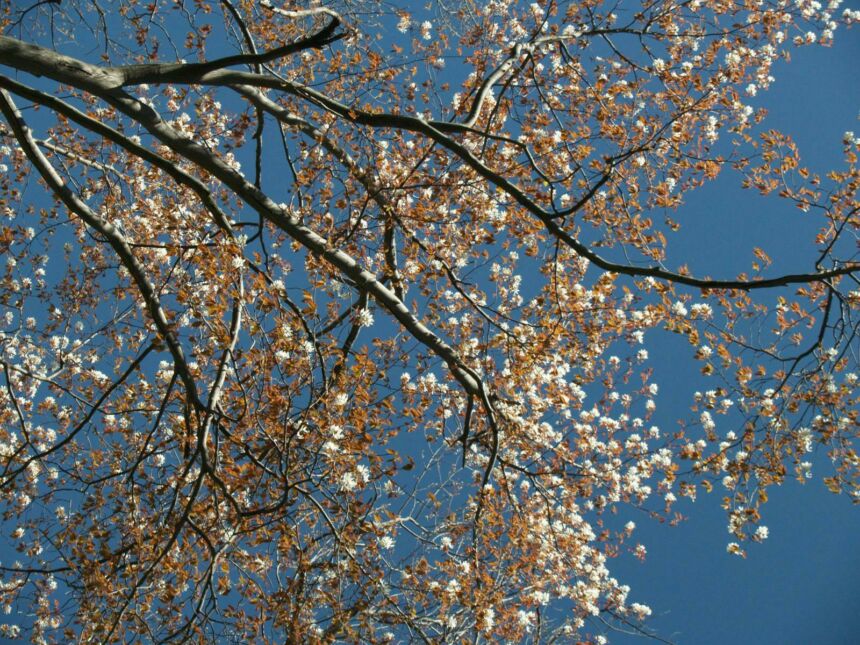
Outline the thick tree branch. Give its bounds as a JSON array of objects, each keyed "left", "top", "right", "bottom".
[
  {"left": 3, "top": 32, "right": 842, "bottom": 291},
  {"left": 0, "top": 40, "right": 486, "bottom": 400},
  {"left": 0, "top": 74, "right": 236, "bottom": 235}
]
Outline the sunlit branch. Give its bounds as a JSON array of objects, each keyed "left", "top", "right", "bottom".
[
  {"left": 0, "top": 75, "right": 236, "bottom": 236},
  {"left": 6, "top": 29, "right": 841, "bottom": 290},
  {"left": 0, "top": 90, "right": 204, "bottom": 411}
]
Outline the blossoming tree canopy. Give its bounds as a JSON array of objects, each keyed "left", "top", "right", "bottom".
[{"left": 0, "top": 0, "right": 857, "bottom": 641}]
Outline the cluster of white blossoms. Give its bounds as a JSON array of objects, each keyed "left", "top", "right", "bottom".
[
  {"left": 420, "top": 20, "right": 433, "bottom": 40},
  {"left": 0, "top": 144, "right": 15, "bottom": 175},
  {"left": 355, "top": 307, "right": 374, "bottom": 328},
  {"left": 433, "top": 481, "right": 655, "bottom": 633},
  {"left": 395, "top": 13, "right": 411, "bottom": 33},
  {"left": 377, "top": 535, "right": 395, "bottom": 550}
]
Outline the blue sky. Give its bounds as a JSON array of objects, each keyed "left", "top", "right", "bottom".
[{"left": 602, "top": 26, "right": 860, "bottom": 645}]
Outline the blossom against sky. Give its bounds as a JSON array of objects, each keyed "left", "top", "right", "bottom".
[
  {"left": 0, "top": 0, "right": 857, "bottom": 641},
  {"left": 605, "top": 28, "right": 860, "bottom": 644}
]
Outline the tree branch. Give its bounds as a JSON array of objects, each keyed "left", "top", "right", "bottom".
[{"left": 0, "top": 89, "right": 204, "bottom": 410}]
